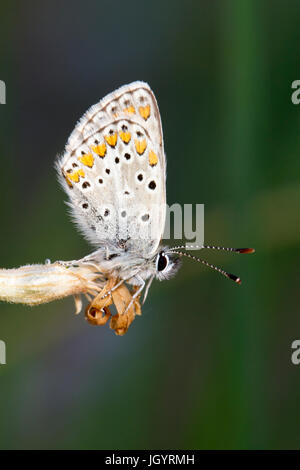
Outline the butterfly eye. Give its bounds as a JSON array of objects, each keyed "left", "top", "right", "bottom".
[{"left": 156, "top": 252, "right": 169, "bottom": 272}]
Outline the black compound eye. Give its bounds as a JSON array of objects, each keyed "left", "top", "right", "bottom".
[{"left": 157, "top": 253, "right": 168, "bottom": 272}]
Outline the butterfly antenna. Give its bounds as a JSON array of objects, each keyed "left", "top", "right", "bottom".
[
  {"left": 171, "top": 250, "right": 242, "bottom": 284},
  {"left": 169, "top": 245, "right": 255, "bottom": 254}
]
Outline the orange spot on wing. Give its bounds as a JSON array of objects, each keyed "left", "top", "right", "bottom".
[
  {"left": 78, "top": 153, "right": 94, "bottom": 168},
  {"left": 134, "top": 138, "right": 147, "bottom": 155},
  {"left": 91, "top": 143, "right": 107, "bottom": 157},
  {"left": 149, "top": 150, "right": 158, "bottom": 166},
  {"left": 68, "top": 168, "right": 85, "bottom": 183},
  {"left": 105, "top": 133, "right": 118, "bottom": 147},
  {"left": 124, "top": 105, "right": 135, "bottom": 114},
  {"left": 119, "top": 131, "right": 131, "bottom": 144},
  {"left": 64, "top": 173, "right": 73, "bottom": 188},
  {"left": 139, "top": 104, "right": 150, "bottom": 120}
]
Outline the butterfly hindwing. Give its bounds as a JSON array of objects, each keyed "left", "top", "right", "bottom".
[{"left": 58, "top": 81, "right": 166, "bottom": 256}]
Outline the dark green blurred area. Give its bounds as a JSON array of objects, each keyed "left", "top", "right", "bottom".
[{"left": 0, "top": 0, "right": 299, "bottom": 450}]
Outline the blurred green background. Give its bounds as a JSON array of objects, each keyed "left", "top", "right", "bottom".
[{"left": 0, "top": 0, "right": 299, "bottom": 450}]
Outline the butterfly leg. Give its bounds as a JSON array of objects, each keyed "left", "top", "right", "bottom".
[
  {"left": 56, "top": 249, "right": 105, "bottom": 270},
  {"left": 142, "top": 275, "right": 154, "bottom": 305},
  {"left": 121, "top": 276, "right": 145, "bottom": 315},
  {"left": 56, "top": 257, "right": 100, "bottom": 271},
  {"left": 99, "top": 268, "right": 143, "bottom": 301},
  {"left": 100, "top": 278, "right": 125, "bottom": 301}
]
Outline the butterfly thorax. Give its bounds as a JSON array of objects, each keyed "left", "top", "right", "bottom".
[
  {"left": 83, "top": 246, "right": 158, "bottom": 285},
  {"left": 83, "top": 244, "right": 181, "bottom": 286}
]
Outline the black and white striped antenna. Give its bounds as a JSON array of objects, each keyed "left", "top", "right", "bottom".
[{"left": 167, "top": 244, "right": 255, "bottom": 284}]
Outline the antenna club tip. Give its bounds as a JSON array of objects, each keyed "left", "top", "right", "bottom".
[
  {"left": 228, "top": 273, "right": 242, "bottom": 284},
  {"left": 238, "top": 248, "right": 255, "bottom": 254}
]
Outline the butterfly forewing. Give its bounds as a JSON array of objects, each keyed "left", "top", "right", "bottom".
[{"left": 58, "top": 81, "right": 166, "bottom": 257}]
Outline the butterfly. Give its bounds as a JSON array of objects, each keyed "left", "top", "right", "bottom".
[{"left": 57, "top": 81, "right": 254, "bottom": 335}]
